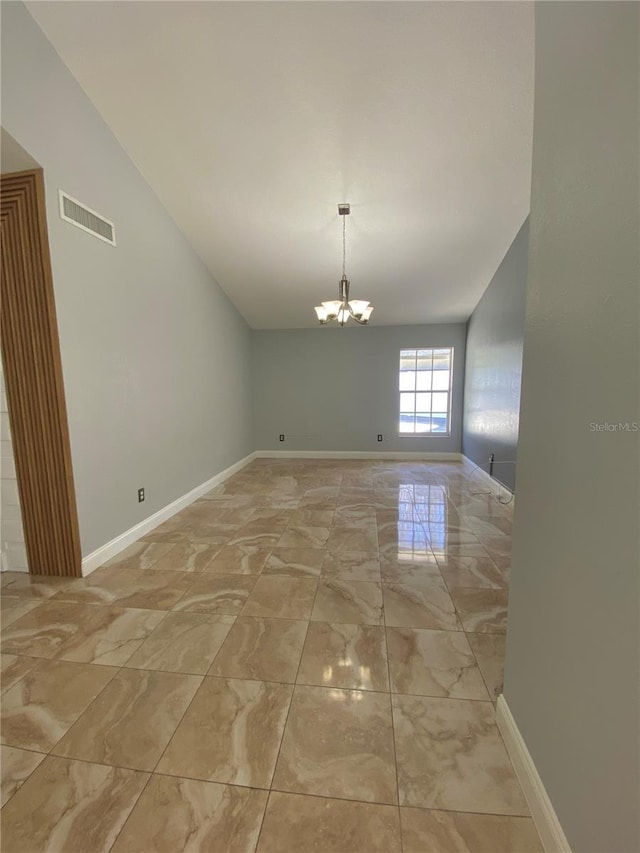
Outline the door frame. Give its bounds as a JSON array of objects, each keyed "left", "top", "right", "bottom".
[{"left": 1, "top": 168, "right": 81, "bottom": 576}]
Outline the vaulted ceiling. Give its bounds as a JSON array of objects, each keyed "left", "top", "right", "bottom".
[{"left": 26, "top": 1, "right": 534, "bottom": 329}]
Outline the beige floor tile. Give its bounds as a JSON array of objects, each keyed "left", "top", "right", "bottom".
[
  {"left": 451, "top": 588, "right": 509, "bottom": 633},
  {"left": 229, "top": 523, "right": 283, "bottom": 548},
  {"left": 431, "top": 544, "right": 489, "bottom": 561},
  {"left": 272, "top": 684, "right": 397, "bottom": 804},
  {"left": 111, "top": 774, "right": 268, "bottom": 853},
  {"left": 321, "top": 552, "right": 381, "bottom": 582},
  {"left": 383, "top": 583, "right": 460, "bottom": 630},
  {"left": 1, "top": 659, "right": 118, "bottom": 751},
  {"left": 400, "top": 807, "right": 542, "bottom": 852},
  {"left": 386, "top": 627, "right": 489, "bottom": 700},
  {"left": 214, "top": 506, "right": 260, "bottom": 525},
  {"left": 0, "top": 597, "right": 40, "bottom": 628},
  {"left": 299, "top": 497, "right": 337, "bottom": 512},
  {"left": 1, "top": 572, "right": 20, "bottom": 587},
  {"left": 149, "top": 541, "right": 222, "bottom": 573},
  {"left": 436, "top": 531, "right": 480, "bottom": 547},
  {"left": 289, "top": 509, "right": 335, "bottom": 527},
  {"left": 126, "top": 612, "right": 235, "bottom": 674},
  {"left": 264, "top": 547, "right": 325, "bottom": 578},
  {"left": 0, "top": 755, "right": 148, "bottom": 852},
  {"left": 200, "top": 492, "right": 256, "bottom": 508},
  {"left": 475, "top": 535, "right": 512, "bottom": 558},
  {"left": 0, "top": 573, "right": 76, "bottom": 601},
  {"left": 463, "top": 515, "right": 513, "bottom": 537},
  {"left": 138, "top": 528, "right": 191, "bottom": 545},
  {"left": 205, "top": 544, "right": 272, "bottom": 575},
  {"left": 209, "top": 616, "right": 307, "bottom": 682},
  {"left": 53, "top": 668, "right": 201, "bottom": 771},
  {"left": 1, "top": 601, "right": 165, "bottom": 665},
  {"left": 50, "top": 568, "right": 194, "bottom": 610},
  {"left": 376, "top": 521, "right": 404, "bottom": 548},
  {"left": 327, "top": 526, "right": 379, "bottom": 555},
  {"left": 467, "top": 632, "right": 506, "bottom": 702},
  {"left": 392, "top": 694, "right": 528, "bottom": 814},
  {"left": 101, "top": 540, "right": 175, "bottom": 570},
  {"left": 338, "top": 489, "right": 375, "bottom": 504},
  {"left": 157, "top": 677, "right": 292, "bottom": 787},
  {"left": 436, "top": 554, "right": 507, "bottom": 589},
  {"left": 173, "top": 574, "right": 257, "bottom": 615},
  {"left": 277, "top": 525, "right": 330, "bottom": 549},
  {"left": 311, "top": 580, "right": 384, "bottom": 626},
  {"left": 379, "top": 556, "right": 442, "bottom": 585},
  {"left": 0, "top": 745, "right": 46, "bottom": 807},
  {"left": 297, "top": 622, "right": 389, "bottom": 692},
  {"left": 491, "top": 553, "right": 511, "bottom": 571},
  {"left": 379, "top": 540, "right": 434, "bottom": 562},
  {"left": 262, "top": 496, "right": 302, "bottom": 510},
  {"left": 248, "top": 507, "right": 295, "bottom": 526},
  {"left": 242, "top": 576, "right": 317, "bottom": 620},
  {"left": 0, "top": 653, "right": 42, "bottom": 694},
  {"left": 301, "top": 486, "right": 340, "bottom": 504},
  {"left": 333, "top": 505, "right": 378, "bottom": 526},
  {"left": 257, "top": 791, "right": 402, "bottom": 853}
]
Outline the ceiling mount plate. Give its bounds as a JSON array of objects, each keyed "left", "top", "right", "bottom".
[{"left": 338, "top": 203, "right": 350, "bottom": 216}]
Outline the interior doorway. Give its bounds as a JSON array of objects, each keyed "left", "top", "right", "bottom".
[{"left": 1, "top": 137, "right": 81, "bottom": 577}]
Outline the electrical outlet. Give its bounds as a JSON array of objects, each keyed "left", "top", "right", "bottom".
[
  {"left": 279, "top": 434, "right": 285, "bottom": 442},
  {"left": 138, "top": 488, "right": 145, "bottom": 503},
  {"left": 377, "top": 434, "right": 383, "bottom": 442}
]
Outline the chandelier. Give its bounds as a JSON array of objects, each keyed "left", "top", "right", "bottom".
[{"left": 314, "top": 204, "right": 374, "bottom": 325}]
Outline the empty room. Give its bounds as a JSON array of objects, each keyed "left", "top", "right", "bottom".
[{"left": 0, "top": 2, "right": 637, "bottom": 852}]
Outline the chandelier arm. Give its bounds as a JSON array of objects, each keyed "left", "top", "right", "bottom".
[{"left": 349, "top": 311, "right": 368, "bottom": 325}]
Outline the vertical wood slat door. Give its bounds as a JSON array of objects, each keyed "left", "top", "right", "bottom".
[{"left": 1, "top": 169, "right": 81, "bottom": 577}]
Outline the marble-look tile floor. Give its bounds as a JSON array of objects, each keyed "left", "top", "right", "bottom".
[{"left": 0, "top": 460, "right": 542, "bottom": 852}]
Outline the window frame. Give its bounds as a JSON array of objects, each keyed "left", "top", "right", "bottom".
[{"left": 397, "top": 347, "right": 454, "bottom": 438}]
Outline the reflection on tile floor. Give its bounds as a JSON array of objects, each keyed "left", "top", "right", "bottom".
[{"left": 0, "top": 459, "right": 541, "bottom": 851}]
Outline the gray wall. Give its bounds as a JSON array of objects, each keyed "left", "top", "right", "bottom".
[
  {"left": 462, "top": 219, "right": 529, "bottom": 492},
  {"left": 252, "top": 324, "right": 466, "bottom": 453},
  {"left": 1, "top": 2, "right": 253, "bottom": 556},
  {"left": 504, "top": 5, "right": 639, "bottom": 853}
]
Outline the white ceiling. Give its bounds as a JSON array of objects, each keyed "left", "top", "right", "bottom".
[{"left": 26, "top": 1, "right": 534, "bottom": 329}]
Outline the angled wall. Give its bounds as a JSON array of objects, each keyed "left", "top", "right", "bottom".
[{"left": 462, "top": 219, "right": 529, "bottom": 492}]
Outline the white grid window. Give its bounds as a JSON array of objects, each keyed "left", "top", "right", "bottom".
[{"left": 399, "top": 348, "right": 453, "bottom": 435}]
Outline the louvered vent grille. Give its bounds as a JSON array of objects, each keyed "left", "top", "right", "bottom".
[{"left": 59, "top": 191, "right": 116, "bottom": 246}]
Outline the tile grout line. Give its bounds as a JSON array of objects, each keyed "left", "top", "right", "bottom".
[
  {"left": 2, "top": 742, "right": 532, "bottom": 822},
  {"left": 252, "top": 475, "right": 341, "bottom": 852},
  {"left": 377, "top": 509, "right": 405, "bottom": 853},
  {"left": 104, "top": 766, "right": 155, "bottom": 853}
]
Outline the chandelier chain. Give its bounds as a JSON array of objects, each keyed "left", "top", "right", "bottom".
[{"left": 342, "top": 212, "right": 346, "bottom": 278}]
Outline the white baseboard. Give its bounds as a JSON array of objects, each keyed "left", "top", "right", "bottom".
[
  {"left": 496, "top": 695, "right": 571, "bottom": 853},
  {"left": 81, "top": 452, "right": 257, "bottom": 576},
  {"left": 254, "top": 450, "right": 463, "bottom": 461},
  {"left": 81, "top": 450, "right": 463, "bottom": 576},
  {"left": 462, "top": 454, "right": 515, "bottom": 508}
]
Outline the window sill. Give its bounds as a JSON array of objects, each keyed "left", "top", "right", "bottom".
[{"left": 397, "top": 433, "right": 452, "bottom": 438}]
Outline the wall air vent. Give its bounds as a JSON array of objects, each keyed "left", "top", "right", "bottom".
[{"left": 58, "top": 191, "right": 116, "bottom": 246}]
